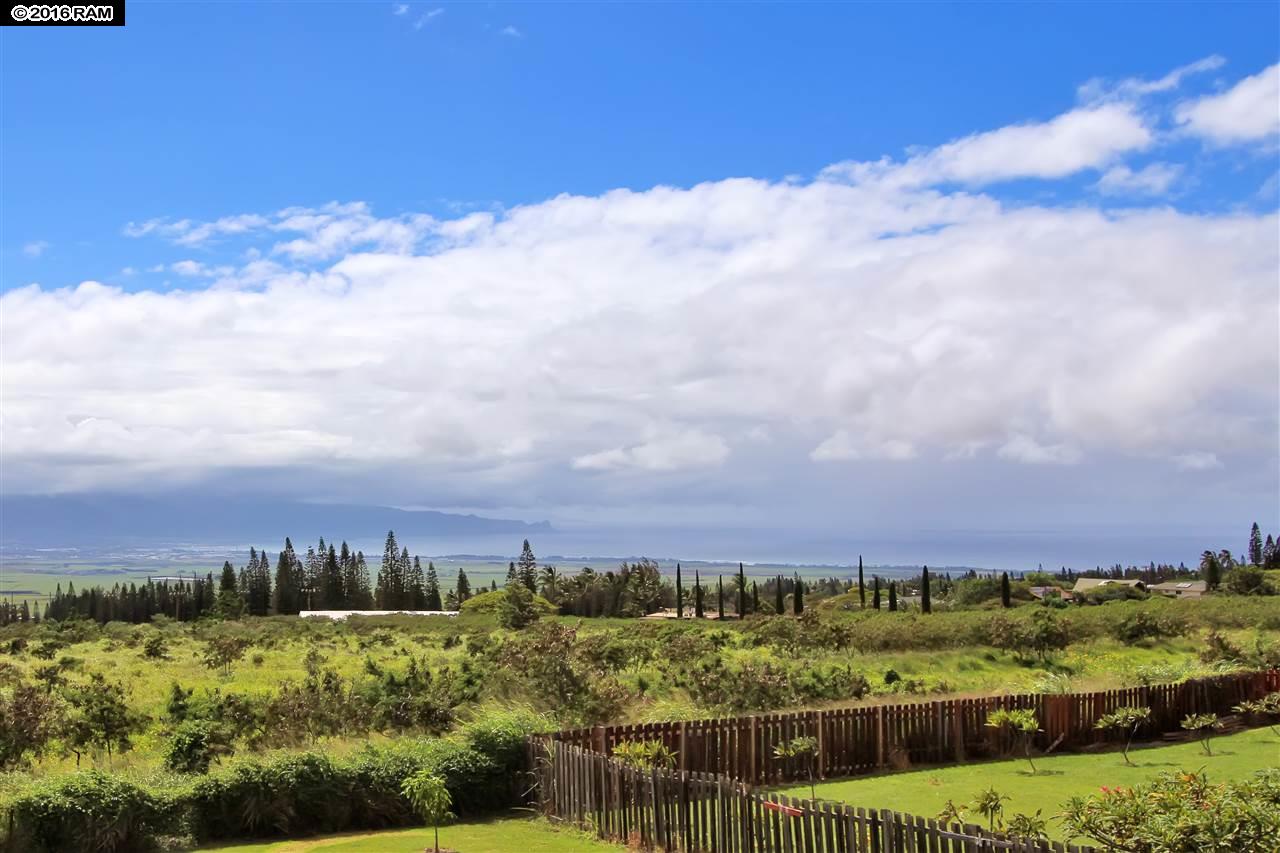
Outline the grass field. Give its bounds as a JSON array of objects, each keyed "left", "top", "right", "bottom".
[
  {"left": 198, "top": 816, "right": 618, "bottom": 852},
  {"left": 779, "top": 727, "right": 1280, "bottom": 841}
]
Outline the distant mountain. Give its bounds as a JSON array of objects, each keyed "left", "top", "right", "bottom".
[{"left": 0, "top": 494, "right": 551, "bottom": 546}]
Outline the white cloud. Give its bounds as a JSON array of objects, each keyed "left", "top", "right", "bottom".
[
  {"left": 501, "top": 25, "right": 523, "bottom": 37},
  {"left": 1077, "top": 55, "right": 1225, "bottom": 103},
  {"left": 1175, "top": 63, "right": 1280, "bottom": 145},
  {"left": 1094, "top": 162, "right": 1183, "bottom": 196},
  {"left": 22, "top": 241, "right": 50, "bottom": 258},
  {"left": 824, "top": 103, "right": 1152, "bottom": 188},
  {"left": 573, "top": 432, "right": 729, "bottom": 472},
  {"left": 4, "top": 62, "right": 1276, "bottom": 508},
  {"left": 392, "top": 3, "right": 408, "bottom": 14},
  {"left": 1173, "top": 451, "right": 1222, "bottom": 471},
  {"left": 413, "top": 8, "right": 443, "bottom": 29}
]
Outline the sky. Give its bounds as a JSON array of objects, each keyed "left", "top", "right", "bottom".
[{"left": 1, "top": 2, "right": 1278, "bottom": 564}]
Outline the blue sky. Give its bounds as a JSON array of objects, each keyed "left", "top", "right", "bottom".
[
  {"left": 4, "top": 1, "right": 1278, "bottom": 289},
  {"left": 1, "top": 2, "right": 1277, "bottom": 564}
]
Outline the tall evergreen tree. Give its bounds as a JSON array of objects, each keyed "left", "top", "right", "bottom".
[
  {"left": 517, "top": 539, "right": 538, "bottom": 592},
  {"left": 506, "top": 562, "right": 517, "bottom": 586},
  {"left": 1249, "top": 522, "right": 1264, "bottom": 566},
  {"left": 872, "top": 576, "right": 881, "bottom": 610},
  {"left": 455, "top": 568, "right": 471, "bottom": 603},
  {"left": 216, "top": 561, "right": 243, "bottom": 617},
  {"left": 376, "top": 531, "right": 399, "bottom": 608},
  {"left": 858, "top": 556, "right": 866, "bottom": 609},
  {"left": 410, "top": 556, "right": 426, "bottom": 609},
  {"left": 737, "top": 563, "right": 747, "bottom": 618},
  {"left": 717, "top": 576, "right": 725, "bottom": 620},
  {"left": 888, "top": 581, "right": 898, "bottom": 611},
  {"left": 775, "top": 574, "right": 785, "bottom": 614},
  {"left": 352, "top": 552, "right": 373, "bottom": 608},
  {"left": 694, "top": 570, "right": 704, "bottom": 618},
  {"left": 321, "top": 545, "right": 344, "bottom": 608},
  {"left": 752, "top": 581, "right": 759, "bottom": 615},
  {"left": 1000, "top": 572, "right": 1012, "bottom": 608},
  {"left": 793, "top": 573, "right": 804, "bottom": 615},
  {"left": 424, "top": 562, "right": 442, "bottom": 610},
  {"left": 675, "top": 563, "right": 684, "bottom": 618},
  {"left": 921, "top": 565, "right": 932, "bottom": 614},
  {"left": 1200, "top": 550, "right": 1222, "bottom": 590}
]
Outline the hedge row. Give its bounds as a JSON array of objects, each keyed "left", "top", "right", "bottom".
[{"left": 1, "top": 708, "right": 544, "bottom": 853}]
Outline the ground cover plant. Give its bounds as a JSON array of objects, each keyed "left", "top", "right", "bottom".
[{"left": 777, "top": 726, "right": 1280, "bottom": 843}]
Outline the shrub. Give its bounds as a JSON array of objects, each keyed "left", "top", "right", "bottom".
[
  {"left": 8, "top": 771, "right": 171, "bottom": 853},
  {"left": 164, "top": 720, "right": 234, "bottom": 773},
  {"left": 1093, "top": 705, "right": 1152, "bottom": 765},
  {"left": 460, "top": 588, "right": 556, "bottom": 616},
  {"left": 1061, "top": 769, "right": 1280, "bottom": 852},
  {"left": 612, "top": 739, "right": 677, "bottom": 770}
]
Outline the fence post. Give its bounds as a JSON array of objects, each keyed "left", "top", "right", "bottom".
[
  {"left": 816, "top": 709, "right": 826, "bottom": 780},
  {"left": 750, "top": 715, "right": 759, "bottom": 784},
  {"left": 679, "top": 721, "right": 688, "bottom": 772},
  {"left": 876, "top": 705, "right": 886, "bottom": 768}
]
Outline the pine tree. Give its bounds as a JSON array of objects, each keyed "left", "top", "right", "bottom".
[
  {"left": 737, "top": 563, "right": 747, "bottom": 618},
  {"left": 873, "top": 576, "right": 881, "bottom": 610},
  {"left": 216, "top": 561, "right": 243, "bottom": 617},
  {"left": 322, "top": 545, "right": 344, "bottom": 608},
  {"left": 424, "top": 562, "right": 442, "bottom": 610},
  {"left": 1265, "top": 535, "right": 1278, "bottom": 570},
  {"left": 694, "top": 570, "right": 704, "bottom": 618},
  {"left": 675, "top": 563, "right": 684, "bottom": 618},
  {"left": 410, "top": 556, "right": 426, "bottom": 609},
  {"left": 793, "top": 573, "right": 804, "bottom": 615},
  {"left": 1200, "top": 551, "right": 1222, "bottom": 591},
  {"left": 517, "top": 539, "right": 538, "bottom": 592},
  {"left": 858, "top": 556, "right": 866, "bottom": 609},
  {"left": 352, "top": 552, "right": 373, "bottom": 608},
  {"left": 717, "top": 576, "right": 725, "bottom": 620},
  {"left": 921, "top": 565, "right": 932, "bottom": 614},
  {"left": 338, "top": 542, "right": 356, "bottom": 608},
  {"left": 506, "top": 562, "right": 517, "bottom": 586},
  {"left": 1249, "top": 522, "right": 1264, "bottom": 566},
  {"left": 752, "top": 581, "right": 759, "bottom": 614},
  {"left": 888, "top": 581, "right": 898, "bottom": 611},
  {"left": 775, "top": 574, "right": 785, "bottom": 614},
  {"left": 1000, "top": 572, "right": 1011, "bottom": 608},
  {"left": 455, "top": 568, "right": 471, "bottom": 603}
]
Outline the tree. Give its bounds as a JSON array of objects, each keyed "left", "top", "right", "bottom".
[
  {"left": 737, "top": 563, "right": 748, "bottom": 617},
  {"left": 858, "top": 556, "right": 866, "bottom": 609},
  {"left": 986, "top": 708, "right": 1040, "bottom": 773},
  {"left": 455, "top": 568, "right": 471, "bottom": 604},
  {"left": 498, "top": 582, "right": 540, "bottom": 630},
  {"left": 1200, "top": 550, "right": 1222, "bottom": 591},
  {"left": 1094, "top": 705, "right": 1152, "bottom": 766},
  {"left": 424, "top": 562, "right": 442, "bottom": 610},
  {"left": 518, "top": 539, "right": 538, "bottom": 592},
  {"left": 62, "top": 674, "right": 144, "bottom": 763},
  {"left": 376, "top": 531, "right": 401, "bottom": 609},
  {"left": 1001, "top": 572, "right": 1012, "bottom": 608},
  {"left": 409, "top": 556, "right": 426, "bottom": 609},
  {"left": 675, "top": 563, "right": 684, "bottom": 618},
  {"left": 872, "top": 576, "right": 881, "bottom": 610},
  {"left": 717, "top": 576, "right": 725, "bottom": 620},
  {"left": 1181, "top": 713, "right": 1219, "bottom": 755},
  {"left": 888, "top": 581, "right": 898, "bottom": 611},
  {"left": 773, "top": 736, "right": 819, "bottom": 799},
  {"left": 402, "top": 771, "right": 453, "bottom": 853},
  {"left": 775, "top": 574, "right": 785, "bottom": 614},
  {"left": 793, "top": 574, "right": 804, "bottom": 615},
  {"left": 1249, "top": 522, "right": 1264, "bottom": 566},
  {"left": 921, "top": 565, "right": 932, "bottom": 614},
  {"left": 0, "top": 684, "right": 61, "bottom": 769},
  {"left": 215, "top": 561, "right": 243, "bottom": 618},
  {"left": 321, "top": 545, "right": 344, "bottom": 608},
  {"left": 694, "top": 571, "right": 705, "bottom": 618},
  {"left": 202, "top": 634, "right": 250, "bottom": 676},
  {"left": 752, "top": 581, "right": 759, "bottom": 614}
]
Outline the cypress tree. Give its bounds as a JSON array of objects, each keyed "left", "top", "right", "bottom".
[
  {"left": 752, "top": 581, "right": 759, "bottom": 615},
  {"left": 694, "top": 570, "right": 705, "bottom": 618},
  {"left": 1000, "top": 572, "right": 1011, "bottom": 608},
  {"left": 424, "top": 562, "right": 442, "bottom": 610},
  {"left": 775, "top": 575, "right": 785, "bottom": 614},
  {"left": 858, "top": 556, "right": 866, "bottom": 609},
  {"left": 921, "top": 565, "right": 932, "bottom": 614},
  {"left": 717, "top": 576, "right": 725, "bottom": 620},
  {"left": 738, "top": 563, "right": 747, "bottom": 618},
  {"left": 793, "top": 573, "right": 804, "bottom": 615},
  {"left": 888, "top": 581, "right": 898, "bottom": 611},
  {"left": 873, "top": 576, "right": 881, "bottom": 610},
  {"left": 675, "top": 563, "right": 684, "bottom": 618},
  {"left": 518, "top": 539, "right": 538, "bottom": 592}
]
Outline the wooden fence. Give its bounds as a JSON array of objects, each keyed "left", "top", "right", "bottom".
[
  {"left": 534, "top": 739, "right": 1094, "bottom": 852},
  {"left": 545, "top": 670, "right": 1279, "bottom": 785}
]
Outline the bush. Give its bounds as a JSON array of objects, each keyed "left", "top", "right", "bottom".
[
  {"left": 460, "top": 588, "right": 557, "bottom": 616},
  {"left": 164, "top": 720, "right": 234, "bottom": 773},
  {"left": 1061, "top": 769, "right": 1280, "bottom": 852},
  {"left": 8, "top": 771, "right": 172, "bottom": 853}
]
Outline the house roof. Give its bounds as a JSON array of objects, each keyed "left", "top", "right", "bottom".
[
  {"left": 1148, "top": 580, "right": 1208, "bottom": 592},
  {"left": 1071, "top": 578, "right": 1146, "bottom": 592}
]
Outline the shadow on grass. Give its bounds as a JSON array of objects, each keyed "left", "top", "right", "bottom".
[{"left": 1015, "top": 769, "right": 1064, "bottom": 777}]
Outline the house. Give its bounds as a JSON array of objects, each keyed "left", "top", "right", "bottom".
[
  {"left": 1071, "top": 578, "right": 1146, "bottom": 594},
  {"left": 1148, "top": 580, "right": 1208, "bottom": 599},
  {"left": 1029, "top": 586, "right": 1073, "bottom": 601}
]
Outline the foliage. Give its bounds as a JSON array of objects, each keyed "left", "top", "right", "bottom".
[
  {"left": 202, "top": 633, "right": 251, "bottom": 675},
  {"left": 612, "top": 738, "right": 677, "bottom": 770},
  {"left": 61, "top": 673, "right": 147, "bottom": 762},
  {"left": 401, "top": 772, "right": 453, "bottom": 853},
  {"left": 773, "top": 735, "right": 819, "bottom": 798},
  {"left": 1223, "top": 564, "right": 1275, "bottom": 596},
  {"left": 497, "top": 582, "right": 543, "bottom": 630},
  {"left": 1180, "top": 713, "right": 1219, "bottom": 755},
  {"left": 972, "top": 785, "right": 1008, "bottom": 831},
  {"left": 0, "top": 682, "right": 62, "bottom": 768},
  {"left": 1233, "top": 691, "right": 1280, "bottom": 735},
  {"left": 985, "top": 708, "right": 1039, "bottom": 773},
  {"left": 1094, "top": 705, "right": 1152, "bottom": 765},
  {"left": 164, "top": 719, "right": 235, "bottom": 773},
  {"left": 1059, "top": 769, "right": 1280, "bottom": 852},
  {"left": 7, "top": 770, "right": 173, "bottom": 853},
  {"left": 459, "top": 588, "right": 557, "bottom": 616}
]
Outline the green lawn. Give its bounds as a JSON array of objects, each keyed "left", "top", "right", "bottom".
[
  {"left": 198, "top": 816, "right": 619, "bottom": 852},
  {"left": 779, "top": 727, "right": 1280, "bottom": 841}
]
